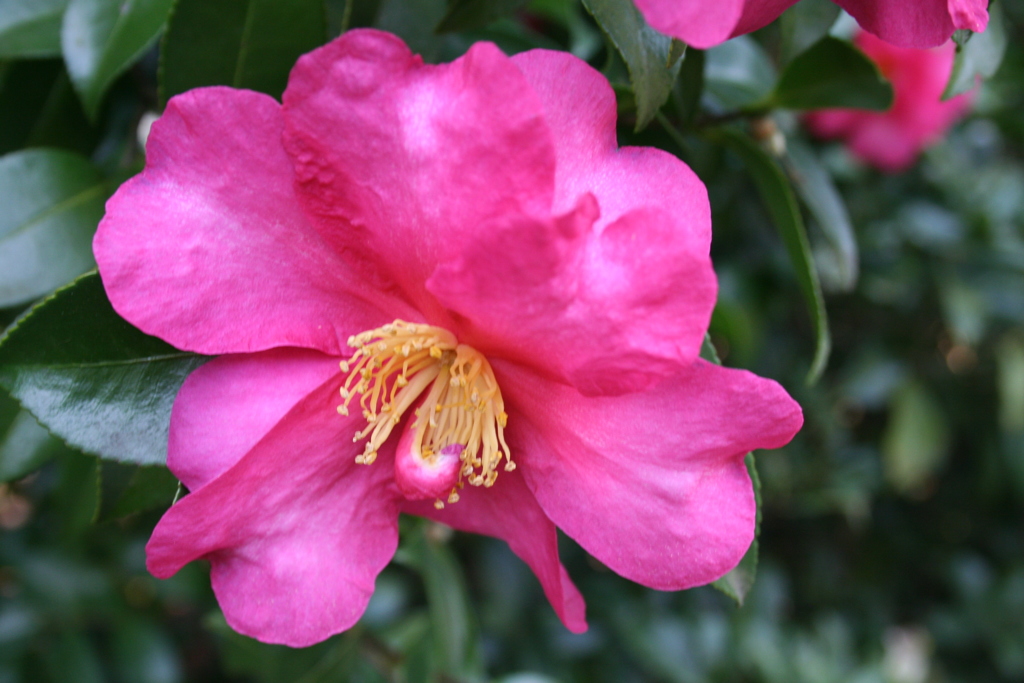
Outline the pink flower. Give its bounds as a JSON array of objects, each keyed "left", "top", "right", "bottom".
[
  {"left": 94, "top": 29, "right": 803, "bottom": 646},
  {"left": 804, "top": 31, "right": 972, "bottom": 173},
  {"left": 633, "top": 0, "right": 988, "bottom": 49}
]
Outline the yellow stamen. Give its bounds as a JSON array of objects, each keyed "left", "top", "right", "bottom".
[{"left": 338, "top": 320, "right": 514, "bottom": 500}]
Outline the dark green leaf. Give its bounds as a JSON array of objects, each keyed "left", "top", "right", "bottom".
[
  {"left": 0, "top": 149, "right": 105, "bottom": 308},
  {"left": 111, "top": 617, "right": 183, "bottom": 683},
  {"left": 785, "top": 139, "right": 859, "bottom": 292},
  {"left": 672, "top": 46, "right": 703, "bottom": 126},
  {"left": 99, "top": 463, "right": 179, "bottom": 519},
  {"left": 772, "top": 36, "right": 893, "bottom": 111},
  {"left": 61, "top": 0, "right": 175, "bottom": 119},
  {"left": 0, "top": 272, "right": 208, "bottom": 466},
  {"left": 779, "top": 0, "right": 840, "bottom": 63},
  {"left": 399, "top": 523, "right": 481, "bottom": 677},
  {"left": 435, "top": 0, "right": 527, "bottom": 33},
  {"left": 713, "top": 128, "right": 830, "bottom": 383},
  {"left": 703, "top": 35, "right": 775, "bottom": 110},
  {"left": 944, "top": 1, "right": 1007, "bottom": 99},
  {"left": 206, "top": 613, "right": 360, "bottom": 683},
  {"left": 55, "top": 449, "right": 101, "bottom": 533},
  {"left": 581, "top": 0, "right": 683, "bottom": 130},
  {"left": 0, "top": 0, "right": 70, "bottom": 58},
  {"left": 43, "top": 632, "right": 105, "bottom": 683},
  {"left": 0, "top": 408, "right": 73, "bottom": 482},
  {"left": 713, "top": 453, "right": 760, "bottom": 605},
  {"left": 160, "top": 0, "right": 327, "bottom": 106},
  {"left": 0, "top": 61, "right": 97, "bottom": 156}
]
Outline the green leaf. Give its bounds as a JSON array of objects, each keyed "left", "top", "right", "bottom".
[
  {"left": 61, "top": 0, "right": 175, "bottom": 119},
  {"left": 712, "top": 127, "right": 831, "bottom": 383},
  {"left": 0, "top": 149, "right": 105, "bottom": 308},
  {"left": 99, "top": 463, "right": 179, "bottom": 519},
  {"left": 713, "top": 453, "right": 760, "bottom": 605},
  {"left": 0, "top": 0, "right": 70, "bottom": 58},
  {"left": 581, "top": 0, "right": 683, "bottom": 131},
  {"left": 772, "top": 36, "right": 893, "bottom": 111},
  {"left": 882, "top": 380, "right": 950, "bottom": 494},
  {"left": 0, "top": 272, "right": 208, "bottom": 466},
  {"left": 0, "top": 60, "right": 96, "bottom": 157},
  {"left": 698, "top": 332, "right": 721, "bottom": 365},
  {"left": 703, "top": 35, "right": 775, "bottom": 110},
  {"left": 673, "top": 46, "right": 703, "bottom": 126},
  {"left": 784, "top": 139, "right": 859, "bottom": 292},
  {"left": 944, "top": 0, "right": 1007, "bottom": 99},
  {"left": 399, "top": 522, "right": 481, "bottom": 677},
  {"left": 435, "top": 0, "right": 527, "bottom": 32},
  {"left": 778, "top": 0, "right": 840, "bottom": 64},
  {"left": 0, "top": 408, "right": 72, "bottom": 481},
  {"left": 159, "top": 0, "right": 327, "bottom": 106}
]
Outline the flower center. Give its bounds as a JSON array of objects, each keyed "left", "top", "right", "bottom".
[{"left": 337, "top": 320, "right": 514, "bottom": 506}]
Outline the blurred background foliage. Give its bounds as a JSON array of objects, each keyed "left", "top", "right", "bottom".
[{"left": 1, "top": 0, "right": 1024, "bottom": 681}]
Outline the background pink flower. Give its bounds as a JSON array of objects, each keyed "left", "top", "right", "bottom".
[
  {"left": 93, "top": 30, "right": 803, "bottom": 646},
  {"left": 803, "top": 31, "right": 973, "bottom": 173},
  {"left": 632, "top": 0, "right": 988, "bottom": 49}
]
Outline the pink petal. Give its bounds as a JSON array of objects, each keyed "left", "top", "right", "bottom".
[
  {"left": 147, "top": 374, "right": 403, "bottom": 646},
  {"left": 497, "top": 359, "right": 803, "bottom": 590},
  {"left": 404, "top": 468, "right": 587, "bottom": 633},
  {"left": 732, "top": 0, "right": 803, "bottom": 37},
  {"left": 168, "top": 349, "right": 341, "bottom": 492},
  {"left": 835, "top": 0, "right": 984, "bottom": 48},
  {"left": 948, "top": 0, "right": 988, "bottom": 33},
  {"left": 631, "top": 0, "right": 745, "bottom": 49},
  {"left": 804, "top": 31, "right": 972, "bottom": 172},
  {"left": 631, "top": 0, "right": 798, "bottom": 48},
  {"left": 428, "top": 196, "right": 716, "bottom": 396},
  {"left": 95, "top": 87, "right": 410, "bottom": 357},
  {"left": 469, "top": 50, "right": 714, "bottom": 391},
  {"left": 282, "top": 29, "right": 556, "bottom": 321}
]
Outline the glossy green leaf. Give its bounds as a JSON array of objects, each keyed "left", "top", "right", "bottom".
[
  {"left": 713, "top": 128, "right": 830, "bottom": 383},
  {"left": 0, "top": 0, "right": 70, "bottom": 58},
  {"left": 785, "top": 139, "right": 859, "bottom": 292},
  {"left": 0, "top": 149, "right": 105, "bottom": 308},
  {"left": 0, "top": 272, "right": 208, "bottom": 466},
  {"left": 779, "top": 0, "right": 840, "bottom": 63},
  {"left": 944, "top": 1, "right": 1007, "bottom": 99},
  {"left": 772, "top": 36, "right": 893, "bottom": 111},
  {"left": 61, "top": 0, "right": 175, "bottom": 119},
  {"left": 160, "top": 0, "right": 327, "bottom": 106},
  {"left": 435, "top": 0, "right": 527, "bottom": 32},
  {"left": 581, "top": 0, "right": 683, "bottom": 130},
  {"left": 703, "top": 35, "right": 775, "bottom": 110}
]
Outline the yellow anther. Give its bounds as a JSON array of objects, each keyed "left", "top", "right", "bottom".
[
  {"left": 337, "top": 320, "right": 514, "bottom": 505},
  {"left": 434, "top": 499, "right": 445, "bottom": 509}
]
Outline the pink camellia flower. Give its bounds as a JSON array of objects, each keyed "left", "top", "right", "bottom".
[
  {"left": 803, "top": 31, "right": 972, "bottom": 173},
  {"left": 93, "top": 29, "right": 803, "bottom": 646},
  {"left": 632, "top": 0, "right": 988, "bottom": 49}
]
